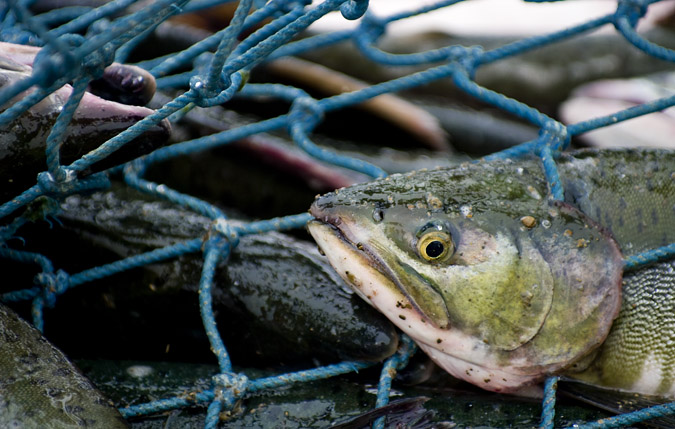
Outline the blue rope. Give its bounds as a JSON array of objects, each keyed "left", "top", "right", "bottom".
[
  {"left": 624, "top": 243, "right": 675, "bottom": 271},
  {"left": 570, "top": 402, "right": 675, "bottom": 429},
  {"left": 373, "top": 335, "right": 417, "bottom": 429},
  {"left": 539, "top": 376, "right": 559, "bottom": 429}
]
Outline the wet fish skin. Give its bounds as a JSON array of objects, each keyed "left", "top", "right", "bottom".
[
  {"left": 308, "top": 148, "right": 675, "bottom": 397},
  {"left": 0, "top": 302, "right": 128, "bottom": 428},
  {"left": 7, "top": 185, "right": 399, "bottom": 365},
  {"left": 0, "top": 46, "right": 171, "bottom": 203}
]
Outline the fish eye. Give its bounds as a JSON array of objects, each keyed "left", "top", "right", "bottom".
[{"left": 417, "top": 231, "right": 454, "bottom": 263}]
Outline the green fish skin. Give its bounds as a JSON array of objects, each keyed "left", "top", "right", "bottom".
[
  {"left": 308, "top": 148, "right": 675, "bottom": 397},
  {"left": 0, "top": 303, "right": 128, "bottom": 428}
]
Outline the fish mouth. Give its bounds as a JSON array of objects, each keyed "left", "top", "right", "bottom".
[
  {"left": 308, "top": 205, "right": 391, "bottom": 286},
  {"left": 308, "top": 203, "right": 448, "bottom": 328}
]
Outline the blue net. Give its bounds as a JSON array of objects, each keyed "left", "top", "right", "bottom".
[{"left": 1, "top": 0, "right": 674, "bottom": 427}]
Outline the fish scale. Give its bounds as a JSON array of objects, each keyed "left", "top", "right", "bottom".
[
  {"left": 569, "top": 261, "right": 675, "bottom": 396},
  {"left": 559, "top": 149, "right": 674, "bottom": 256}
]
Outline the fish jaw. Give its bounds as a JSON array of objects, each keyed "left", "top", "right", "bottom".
[{"left": 307, "top": 218, "right": 547, "bottom": 392}]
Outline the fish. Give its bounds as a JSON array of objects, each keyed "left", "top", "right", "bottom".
[
  {"left": 2, "top": 185, "right": 399, "bottom": 365},
  {"left": 0, "top": 43, "right": 171, "bottom": 203},
  {"left": 0, "top": 41, "right": 157, "bottom": 106},
  {"left": 559, "top": 72, "right": 675, "bottom": 149},
  {"left": 307, "top": 148, "right": 675, "bottom": 398},
  {"left": 0, "top": 302, "right": 128, "bottom": 428}
]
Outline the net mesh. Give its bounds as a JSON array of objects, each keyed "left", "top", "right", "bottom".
[{"left": 1, "top": 0, "right": 675, "bottom": 427}]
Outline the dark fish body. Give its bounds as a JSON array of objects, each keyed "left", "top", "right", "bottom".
[
  {"left": 308, "top": 148, "right": 675, "bottom": 397},
  {"left": 3, "top": 185, "right": 398, "bottom": 365},
  {"left": 0, "top": 302, "right": 128, "bottom": 428}
]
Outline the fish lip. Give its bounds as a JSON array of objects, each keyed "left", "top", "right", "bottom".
[
  {"left": 309, "top": 203, "right": 436, "bottom": 323},
  {"left": 309, "top": 203, "right": 393, "bottom": 282},
  {"left": 308, "top": 210, "right": 388, "bottom": 276}
]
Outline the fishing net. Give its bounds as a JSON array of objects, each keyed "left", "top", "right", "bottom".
[{"left": 1, "top": 0, "right": 675, "bottom": 427}]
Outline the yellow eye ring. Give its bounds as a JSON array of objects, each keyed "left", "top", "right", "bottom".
[{"left": 417, "top": 231, "right": 454, "bottom": 262}]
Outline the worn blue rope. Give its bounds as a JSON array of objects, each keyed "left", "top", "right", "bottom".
[
  {"left": 373, "top": 335, "right": 417, "bottom": 429},
  {"left": 45, "top": 77, "right": 89, "bottom": 180},
  {"left": 119, "top": 359, "right": 375, "bottom": 418},
  {"left": 570, "top": 402, "right": 675, "bottom": 428},
  {"left": 539, "top": 376, "right": 559, "bottom": 429}
]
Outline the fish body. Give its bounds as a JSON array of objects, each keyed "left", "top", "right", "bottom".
[
  {"left": 2, "top": 185, "right": 399, "bottom": 364},
  {"left": 0, "top": 43, "right": 170, "bottom": 202},
  {"left": 0, "top": 302, "right": 128, "bottom": 428},
  {"left": 308, "top": 148, "right": 675, "bottom": 397}
]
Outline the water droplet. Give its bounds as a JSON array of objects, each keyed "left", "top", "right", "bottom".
[
  {"left": 372, "top": 207, "right": 384, "bottom": 222},
  {"left": 126, "top": 365, "right": 153, "bottom": 378}
]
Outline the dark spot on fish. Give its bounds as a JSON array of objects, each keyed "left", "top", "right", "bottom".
[
  {"left": 65, "top": 405, "right": 84, "bottom": 413},
  {"left": 52, "top": 367, "right": 70, "bottom": 377},
  {"left": 437, "top": 338, "right": 442, "bottom": 344},
  {"left": 646, "top": 178, "right": 655, "bottom": 191},
  {"left": 484, "top": 378, "right": 491, "bottom": 383},
  {"left": 635, "top": 207, "right": 644, "bottom": 234},
  {"left": 399, "top": 315, "right": 406, "bottom": 320}
]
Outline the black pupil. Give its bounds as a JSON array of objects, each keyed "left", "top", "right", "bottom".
[{"left": 426, "top": 240, "right": 444, "bottom": 258}]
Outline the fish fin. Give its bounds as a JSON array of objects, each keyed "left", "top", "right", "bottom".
[
  {"left": 558, "top": 378, "right": 675, "bottom": 428},
  {"left": 329, "top": 396, "right": 454, "bottom": 429}
]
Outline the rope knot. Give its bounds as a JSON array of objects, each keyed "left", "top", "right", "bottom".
[
  {"left": 288, "top": 96, "right": 324, "bottom": 132},
  {"left": 341, "top": 0, "right": 369, "bottom": 20},
  {"left": 37, "top": 169, "right": 77, "bottom": 196},
  {"left": 616, "top": 0, "right": 649, "bottom": 27},
  {"left": 37, "top": 170, "right": 110, "bottom": 198},
  {"left": 34, "top": 269, "right": 70, "bottom": 308},
  {"left": 210, "top": 218, "right": 241, "bottom": 249},
  {"left": 189, "top": 72, "right": 242, "bottom": 108},
  {"left": 536, "top": 120, "right": 569, "bottom": 154},
  {"left": 212, "top": 372, "right": 249, "bottom": 406},
  {"left": 456, "top": 46, "right": 484, "bottom": 79}
]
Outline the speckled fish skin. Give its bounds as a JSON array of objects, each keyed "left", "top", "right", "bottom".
[
  {"left": 307, "top": 148, "right": 675, "bottom": 397},
  {"left": 0, "top": 302, "right": 128, "bottom": 428}
]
